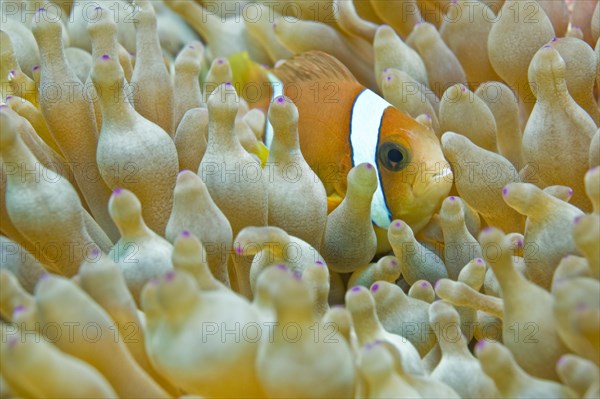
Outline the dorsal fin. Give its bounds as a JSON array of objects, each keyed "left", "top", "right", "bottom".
[{"left": 273, "top": 51, "right": 358, "bottom": 85}]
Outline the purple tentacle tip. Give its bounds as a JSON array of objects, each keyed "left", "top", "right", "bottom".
[
  {"left": 32, "top": 66, "right": 39, "bottom": 71},
  {"left": 276, "top": 264, "right": 288, "bottom": 270},
  {"left": 7, "top": 337, "right": 18, "bottom": 349},
  {"left": 420, "top": 281, "right": 429, "bottom": 288},
  {"left": 113, "top": 188, "right": 122, "bottom": 195},
  {"left": 315, "top": 260, "right": 325, "bottom": 266},
  {"left": 101, "top": 54, "right": 111, "bottom": 60},
  {"left": 277, "top": 96, "right": 285, "bottom": 103},
  {"left": 482, "top": 226, "right": 493, "bottom": 233},
  {"left": 476, "top": 258, "right": 484, "bottom": 264},
  {"left": 90, "top": 248, "right": 100, "bottom": 258},
  {"left": 386, "top": 75, "right": 392, "bottom": 82},
  {"left": 37, "top": 7, "right": 46, "bottom": 12},
  {"left": 292, "top": 270, "right": 302, "bottom": 280},
  {"left": 164, "top": 271, "right": 176, "bottom": 282},
  {"left": 178, "top": 169, "right": 190, "bottom": 177},
  {"left": 5, "top": 96, "right": 12, "bottom": 100},
  {"left": 449, "top": 196, "right": 456, "bottom": 201},
  {"left": 475, "top": 340, "right": 487, "bottom": 350},
  {"left": 371, "top": 283, "right": 380, "bottom": 292},
  {"left": 39, "top": 272, "right": 49, "bottom": 282},
  {"left": 180, "top": 230, "right": 191, "bottom": 237},
  {"left": 390, "top": 259, "right": 398, "bottom": 266},
  {"left": 460, "top": 85, "right": 467, "bottom": 93},
  {"left": 502, "top": 187, "right": 509, "bottom": 196},
  {"left": 576, "top": 302, "right": 588, "bottom": 312},
  {"left": 365, "top": 163, "right": 373, "bottom": 169},
  {"left": 225, "top": 82, "right": 232, "bottom": 87},
  {"left": 351, "top": 286, "right": 362, "bottom": 292},
  {"left": 13, "top": 305, "right": 25, "bottom": 315},
  {"left": 434, "top": 280, "right": 442, "bottom": 291},
  {"left": 217, "top": 58, "right": 225, "bottom": 64},
  {"left": 235, "top": 244, "right": 243, "bottom": 255},
  {"left": 590, "top": 166, "right": 599, "bottom": 173},
  {"left": 567, "top": 188, "right": 573, "bottom": 196},
  {"left": 516, "top": 240, "right": 523, "bottom": 248},
  {"left": 574, "top": 215, "right": 583, "bottom": 224},
  {"left": 543, "top": 45, "right": 552, "bottom": 49},
  {"left": 394, "top": 220, "right": 402, "bottom": 228},
  {"left": 551, "top": 37, "right": 558, "bottom": 42}
]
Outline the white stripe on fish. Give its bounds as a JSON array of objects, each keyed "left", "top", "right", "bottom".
[{"left": 350, "top": 89, "right": 393, "bottom": 229}]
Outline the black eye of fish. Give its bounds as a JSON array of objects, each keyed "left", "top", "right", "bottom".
[{"left": 378, "top": 143, "right": 410, "bottom": 171}]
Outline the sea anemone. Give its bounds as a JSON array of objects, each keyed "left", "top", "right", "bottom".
[{"left": 1, "top": 0, "right": 599, "bottom": 398}]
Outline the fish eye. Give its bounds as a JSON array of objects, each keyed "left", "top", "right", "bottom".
[{"left": 378, "top": 142, "right": 410, "bottom": 171}]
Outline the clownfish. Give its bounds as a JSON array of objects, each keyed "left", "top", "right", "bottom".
[{"left": 236, "top": 51, "right": 453, "bottom": 244}]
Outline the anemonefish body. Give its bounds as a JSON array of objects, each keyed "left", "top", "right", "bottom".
[{"left": 247, "top": 51, "right": 452, "bottom": 243}]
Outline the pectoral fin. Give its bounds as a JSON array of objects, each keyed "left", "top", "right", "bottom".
[{"left": 327, "top": 193, "right": 344, "bottom": 213}]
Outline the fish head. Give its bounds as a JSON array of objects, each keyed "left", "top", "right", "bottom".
[{"left": 377, "top": 109, "right": 453, "bottom": 233}]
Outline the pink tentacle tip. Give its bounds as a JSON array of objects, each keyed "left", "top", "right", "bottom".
[
  {"left": 180, "top": 230, "right": 191, "bottom": 237},
  {"left": 475, "top": 340, "right": 487, "bottom": 350},
  {"left": 590, "top": 165, "right": 599, "bottom": 173},
  {"left": 567, "top": 188, "right": 573, "bottom": 196},
  {"left": 556, "top": 355, "right": 569, "bottom": 367},
  {"left": 371, "top": 283, "right": 380, "bottom": 292},
  {"left": 434, "top": 280, "right": 442, "bottom": 291},
  {"left": 113, "top": 188, "right": 123, "bottom": 195},
  {"left": 164, "top": 271, "right": 176, "bottom": 282},
  {"left": 101, "top": 54, "right": 111, "bottom": 60},
  {"left": 351, "top": 286, "right": 362, "bottom": 292},
  {"left": 460, "top": 85, "right": 467, "bottom": 93}
]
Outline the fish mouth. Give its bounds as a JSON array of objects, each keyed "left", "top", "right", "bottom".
[{"left": 395, "top": 164, "right": 454, "bottom": 233}]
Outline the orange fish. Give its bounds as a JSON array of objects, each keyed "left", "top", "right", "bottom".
[{"left": 257, "top": 52, "right": 452, "bottom": 243}]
